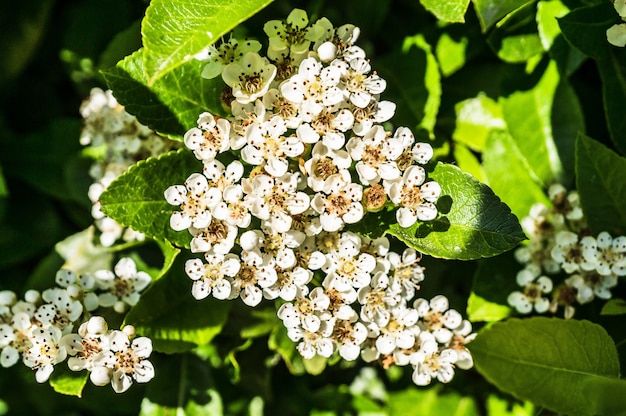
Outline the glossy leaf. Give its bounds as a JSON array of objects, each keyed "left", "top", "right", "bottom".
[
  {"left": 49, "top": 366, "right": 89, "bottom": 398},
  {"left": 486, "top": 3, "right": 543, "bottom": 63},
  {"left": 387, "top": 163, "right": 525, "bottom": 260},
  {"left": 576, "top": 134, "right": 626, "bottom": 235},
  {"left": 141, "top": 0, "right": 274, "bottom": 85},
  {"left": 471, "top": 0, "right": 536, "bottom": 31},
  {"left": 420, "top": 0, "right": 470, "bottom": 23},
  {"left": 102, "top": 48, "right": 225, "bottom": 140},
  {"left": 100, "top": 149, "right": 201, "bottom": 249},
  {"left": 124, "top": 255, "right": 231, "bottom": 353},
  {"left": 470, "top": 317, "right": 621, "bottom": 416}
]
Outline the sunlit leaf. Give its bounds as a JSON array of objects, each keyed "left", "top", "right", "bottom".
[
  {"left": 388, "top": 386, "right": 479, "bottom": 415},
  {"left": 452, "top": 93, "right": 506, "bottom": 152},
  {"left": 470, "top": 317, "right": 621, "bottom": 416},
  {"left": 388, "top": 163, "right": 525, "bottom": 260},
  {"left": 471, "top": 0, "right": 536, "bottom": 32},
  {"left": 420, "top": 0, "right": 470, "bottom": 23},
  {"left": 601, "top": 298, "right": 626, "bottom": 316},
  {"left": 49, "top": 366, "right": 89, "bottom": 398}
]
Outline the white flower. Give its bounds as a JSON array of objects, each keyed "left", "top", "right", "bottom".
[
  {"left": 196, "top": 38, "right": 262, "bottom": 79},
  {"left": 607, "top": 23, "right": 626, "bottom": 47},
  {"left": 411, "top": 333, "right": 458, "bottom": 386},
  {"left": 507, "top": 266, "right": 553, "bottom": 314},
  {"left": 37, "top": 288, "right": 83, "bottom": 334},
  {"left": 334, "top": 57, "right": 386, "bottom": 108},
  {"left": 0, "top": 312, "right": 34, "bottom": 368},
  {"left": 184, "top": 113, "right": 231, "bottom": 162},
  {"left": 386, "top": 248, "right": 424, "bottom": 300},
  {"left": 93, "top": 258, "right": 151, "bottom": 313},
  {"left": 185, "top": 254, "right": 239, "bottom": 300},
  {"left": 311, "top": 171, "right": 364, "bottom": 232},
  {"left": 352, "top": 100, "right": 396, "bottom": 136},
  {"left": 347, "top": 125, "right": 403, "bottom": 186},
  {"left": 304, "top": 142, "right": 352, "bottom": 192},
  {"left": 334, "top": 319, "right": 368, "bottom": 361},
  {"left": 22, "top": 326, "right": 67, "bottom": 383},
  {"left": 189, "top": 219, "right": 238, "bottom": 254},
  {"left": 323, "top": 232, "right": 376, "bottom": 290},
  {"left": 164, "top": 173, "right": 222, "bottom": 231},
  {"left": 581, "top": 232, "right": 626, "bottom": 276},
  {"left": 264, "top": 9, "right": 313, "bottom": 62},
  {"left": 212, "top": 183, "right": 251, "bottom": 229},
  {"left": 222, "top": 52, "right": 277, "bottom": 104},
  {"left": 61, "top": 316, "right": 109, "bottom": 372},
  {"left": 96, "top": 330, "right": 154, "bottom": 393},
  {"left": 551, "top": 231, "right": 596, "bottom": 273},
  {"left": 374, "top": 307, "right": 419, "bottom": 355},
  {"left": 387, "top": 166, "right": 441, "bottom": 227},
  {"left": 230, "top": 251, "right": 278, "bottom": 307}
]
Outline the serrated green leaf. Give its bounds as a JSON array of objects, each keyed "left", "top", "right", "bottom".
[
  {"left": 470, "top": 317, "right": 621, "bottom": 416},
  {"left": 576, "top": 133, "right": 626, "bottom": 235},
  {"left": 378, "top": 35, "right": 440, "bottom": 140},
  {"left": 102, "top": 48, "right": 225, "bottom": 139},
  {"left": 559, "top": 3, "right": 626, "bottom": 154},
  {"left": 482, "top": 130, "right": 551, "bottom": 220},
  {"left": 141, "top": 0, "right": 274, "bottom": 85},
  {"left": 452, "top": 93, "right": 506, "bottom": 152},
  {"left": 420, "top": 0, "right": 470, "bottom": 23},
  {"left": 124, "top": 256, "right": 232, "bottom": 353},
  {"left": 501, "top": 61, "right": 564, "bottom": 186},
  {"left": 100, "top": 149, "right": 202, "bottom": 249},
  {"left": 49, "top": 366, "right": 89, "bottom": 398},
  {"left": 601, "top": 298, "right": 626, "bottom": 316},
  {"left": 387, "top": 163, "right": 525, "bottom": 260},
  {"left": 471, "top": 0, "right": 536, "bottom": 32}
]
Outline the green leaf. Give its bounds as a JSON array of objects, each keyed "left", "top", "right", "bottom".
[
  {"left": 378, "top": 35, "right": 440, "bottom": 140},
  {"left": 0, "top": 164, "right": 7, "bottom": 197},
  {"left": 123, "top": 254, "right": 231, "bottom": 353},
  {"left": 452, "top": 93, "right": 506, "bottom": 152},
  {"left": 100, "top": 149, "right": 202, "bottom": 249},
  {"left": 268, "top": 324, "right": 305, "bottom": 375},
  {"left": 470, "top": 317, "right": 621, "bottom": 416},
  {"left": 420, "top": 0, "right": 470, "bottom": 23},
  {"left": 582, "top": 377, "right": 626, "bottom": 416},
  {"left": 154, "top": 239, "right": 181, "bottom": 281},
  {"left": 500, "top": 61, "right": 564, "bottom": 186},
  {"left": 49, "top": 366, "right": 89, "bottom": 398},
  {"left": 486, "top": 395, "right": 535, "bottom": 416},
  {"left": 141, "top": 0, "right": 274, "bottom": 85},
  {"left": 486, "top": 3, "right": 544, "bottom": 63},
  {"left": 601, "top": 298, "right": 626, "bottom": 316},
  {"left": 576, "top": 133, "right": 626, "bottom": 235},
  {"left": 102, "top": 48, "right": 225, "bottom": 140},
  {"left": 388, "top": 386, "right": 479, "bottom": 416},
  {"left": 471, "top": 0, "right": 536, "bottom": 32},
  {"left": 387, "top": 163, "right": 525, "bottom": 260},
  {"left": 482, "top": 130, "right": 551, "bottom": 220},
  {"left": 435, "top": 33, "right": 468, "bottom": 77},
  {"left": 453, "top": 143, "right": 486, "bottom": 183},
  {"left": 559, "top": 2, "right": 626, "bottom": 154}
]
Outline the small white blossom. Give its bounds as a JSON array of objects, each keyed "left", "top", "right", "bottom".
[{"left": 222, "top": 52, "right": 277, "bottom": 104}]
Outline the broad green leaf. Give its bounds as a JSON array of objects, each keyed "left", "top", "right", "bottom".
[
  {"left": 471, "top": 0, "right": 536, "bottom": 32},
  {"left": 486, "top": 3, "right": 544, "bottom": 63},
  {"left": 482, "top": 130, "right": 551, "bottom": 220},
  {"left": 500, "top": 61, "right": 564, "bottom": 186},
  {"left": 102, "top": 48, "right": 225, "bottom": 140},
  {"left": 378, "top": 35, "right": 440, "bottom": 140},
  {"left": 124, "top": 256, "right": 231, "bottom": 353},
  {"left": 470, "top": 317, "right": 621, "bottom": 416},
  {"left": 141, "top": 0, "right": 274, "bottom": 85},
  {"left": 536, "top": 0, "right": 585, "bottom": 75},
  {"left": 452, "top": 93, "right": 506, "bottom": 152},
  {"left": 601, "top": 298, "right": 626, "bottom": 316},
  {"left": 387, "top": 163, "right": 525, "bottom": 260},
  {"left": 576, "top": 134, "right": 626, "bottom": 235},
  {"left": 388, "top": 386, "right": 479, "bottom": 416},
  {"left": 49, "top": 366, "right": 88, "bottom": 398},
  {"left": 467, "top": 252, "right": 518, "bottom": 322},
  {"left": 99, "top": 149, "right": 202, "bottom": 249},
  {"left": 551, "top": 78, "right": 584, "bottom": 186},
  {"left": 559, "top": 3, "right": 626, "bottom": 154},
  {"left": 436, "top": 33, "right": 468, "bottom": 77},
  {"left": 420, "top": 0, "right": 470, "bottom": 23},
  {"left": 582, "top": 377, "right": 626, "bottom": 416}
]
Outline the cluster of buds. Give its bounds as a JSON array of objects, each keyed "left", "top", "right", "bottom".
[
  {"left": 80, "top": 87, "right": 179, "bottom": 247},
  {"left": 165, "top": 9, "right": 474, "bottom": 386},
  {"left": 509, "top": 184, "right": 625, "bottom": 318},
  {"left": 0, "top": 258, "right": 153, "bottom": 391}
]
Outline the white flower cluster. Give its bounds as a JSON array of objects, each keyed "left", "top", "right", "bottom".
[
  {"left": 607, "top": 1, "right": 626, "bottom": 47},
  {"left": 165, "top": 9, "right": 473, "bottom": 386},
  {"left": 0, "top": 258, "right": 153, "bottom": 391},
  {"left": 509, "top": 184, "right": 625, "bottom": 318},
  {"left": 80, "top": 87, "right": 179, "bottom": 247}
]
